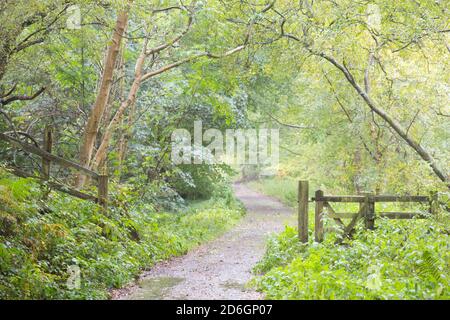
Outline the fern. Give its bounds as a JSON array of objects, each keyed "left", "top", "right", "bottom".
[{"left": 417, "top": 250, "right": 442, "bottom": 282}]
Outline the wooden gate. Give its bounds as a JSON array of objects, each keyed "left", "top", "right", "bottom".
[{"left": 297, "top": 180, "right": 437, "bottom": 243}]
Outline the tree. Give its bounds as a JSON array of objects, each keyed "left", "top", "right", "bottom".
[
  {"left": 76, "top": 2, "right": 132, "bottom": 187},
  {"left": 78, "top": 1, "right": 275, "bottom": 184},
  {"left": 253, "top": 0, "right": 449, "bottom": 187},
  {"left": 0, "top": 1, "right": 70, "bottom": 106}
]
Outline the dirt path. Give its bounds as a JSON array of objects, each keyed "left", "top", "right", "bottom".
[{"left": 114, "top": 183, "right": 295, "bottom": 300}]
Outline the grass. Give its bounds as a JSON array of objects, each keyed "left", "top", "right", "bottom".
[{"left": 248, "top": 177, "right": 298, "bottom": 207}]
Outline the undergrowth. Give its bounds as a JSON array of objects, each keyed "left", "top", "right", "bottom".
[
  {"left": 253, "top": 221, "right": 449, "bottom": 299},
  {"left": 0, "top": 169, "right": 244, "bottom": 299},
  {"left": 250, "top": 178, "right": 450, "bottom": 300}
]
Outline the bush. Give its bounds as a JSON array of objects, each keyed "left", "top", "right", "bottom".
[{"left": 170, "top": 164, "right": 234, "bottom": 200}]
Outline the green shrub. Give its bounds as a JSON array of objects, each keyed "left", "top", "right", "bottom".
[{"left": 170, "top": 164, "right": 234, "bottom": 200}]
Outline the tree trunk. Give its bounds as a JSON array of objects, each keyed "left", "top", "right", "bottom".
[
  {"left": 90, "top": 47, "right": 147, "bottom": 171},
  {"left": 117, "top": 101, "right": 135, "bottom": 174},
  {"left": 76, "top": 8, "right": 130, "bottom": 187},
  {"left": 115, "top": 36, "right": 131, "bottom": 174}
]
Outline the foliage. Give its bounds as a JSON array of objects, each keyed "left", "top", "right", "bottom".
[
  {"left": 250, "top": 180, "right": 450, "bottom": 300},
  {"left": 0, "top": 169, "right": 244, "bottom": 299},
  {"left": 0, "top": 0, "right": 449, "bottom": 301},
  {"left": 170, "top": 164, "right": 234, "bottom": 199},
  {"left": 254, "top": 218, "right": 450, "bottom": 300}
]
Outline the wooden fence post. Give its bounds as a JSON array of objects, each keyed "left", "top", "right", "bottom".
[
  {"left": 98, "top": 167, "right": 108, "bottom": 213},
  {"left": 315, "top": 190, "right": 324, "bottom": 242},
  {"left": 41, "top": 125, "right": 53, "bottom": 180},
  {"left": 363, "top": 193, "right": 375, "bottom": 230},
  {"left": 430, "top": 191, "right": 439, "bottom": 219},
  {"left": 298, "top": 180, "right": 309, "bottom": 243}
]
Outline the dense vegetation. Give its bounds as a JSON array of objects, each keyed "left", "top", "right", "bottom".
[
  {"left": 0, "top": 0, "right": 449, "bottom": 300},
  {"left": 254, "top": 222, "right": 449, "bottom": 299},
  {"left": 0, "top": 167, "right": 243, "bottom": 299},
  {"left": 0, "top": 0, "right": 253, "bottom": 298},
  {"left": 250, "top": 178, "right": 449, "bottom": 299}
]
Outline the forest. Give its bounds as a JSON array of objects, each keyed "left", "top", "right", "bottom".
[{"left": 0, "top": 0, "right": 449, "bottom": 300}]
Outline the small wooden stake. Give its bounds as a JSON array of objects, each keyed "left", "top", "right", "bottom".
[
  {"left": 362, "top": 193, "right": 375, "bottom": 230},
  {"left": 298, "top": 180, "right": 309, "bottom": 243},
  {"left": 429, "top": 192, "right": 438, "bottom": 215},
  {"left": 98, "top": 166, "right": 108, "bottom": 213},
  {"left": 429, "top": 191, "right": 440, "bottom": 222},
  {"left": 315, "top": 190, "right": 324, "bottom": 242}
]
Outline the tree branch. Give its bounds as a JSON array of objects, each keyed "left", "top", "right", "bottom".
[
  {"left": 153, "top": 6, "right": 182, "bottom": 13},
  {"left": 279, "top": 144, "right": 302, "bottom": 156},
  {"left": 141, "top": 45, "right": 246, "bottom": 82},
  {"left": 146, "top": 14, "right": 193, "bottom": 55},
  {"left": 13, "top": 4, "right": 71, "bottom": 54},
  {"left": 266, "top": 112, "right": 314, "bottom": 129},
  {"left": 315, "top": 50, "right": 449, "bottom": 186},
  {"left": 0, "top": 87, "right": 46, "bottom": 106},
  {"left": 0, "top": 83, "right": 17, "bottom": 98}
]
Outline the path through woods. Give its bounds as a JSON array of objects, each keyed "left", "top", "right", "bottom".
[{"left": 113, "top": 183, "right": 295, "bottom": 300}]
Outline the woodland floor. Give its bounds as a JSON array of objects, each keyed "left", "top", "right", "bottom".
[{"left": 112, "top": 183, "right": 295, "bottom": 300}]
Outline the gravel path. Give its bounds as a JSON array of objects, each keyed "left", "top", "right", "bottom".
[{"left": 113, "top": 183, "right": 295, "bottom": 300}]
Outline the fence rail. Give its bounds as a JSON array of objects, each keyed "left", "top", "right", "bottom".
[
  {"left": 312, "top": 195, "right": 430, "bottom": 203},
  {"left": 298, "top": 180, "right": 437, "bottom": 244},
  {"left": 0, "top": 128, "right": 108, "bottom": 211},
  {"left": 0, "top": 132, "right": 99, "bottom": 178}
]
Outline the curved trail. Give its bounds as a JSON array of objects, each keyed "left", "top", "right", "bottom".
[{"left": 114, "top": 183, "right": 295, "bottom": 300}]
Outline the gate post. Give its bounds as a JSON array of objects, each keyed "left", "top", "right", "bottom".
[
  {"left": 315, "top": 190, "right": 324, "bottom": 242},
  {"left": 298, "top": 180, "right": 309, "bottom": 243},
  {"left": 429, "top": 191, "right": 438, "bottom": 216},
  {"left": 98, "top": 166, "right": 108, "bottom": 213},
  {"left": 363, "top": 193, "right": 375, "bottom": 230}
]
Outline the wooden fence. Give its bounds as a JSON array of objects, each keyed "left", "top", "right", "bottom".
[
  {"left": 297, "top": 180, "right": 437, "bottom": 243},
  {"left": 0, "top": 128, "right": 108, "bottom": 211}
]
